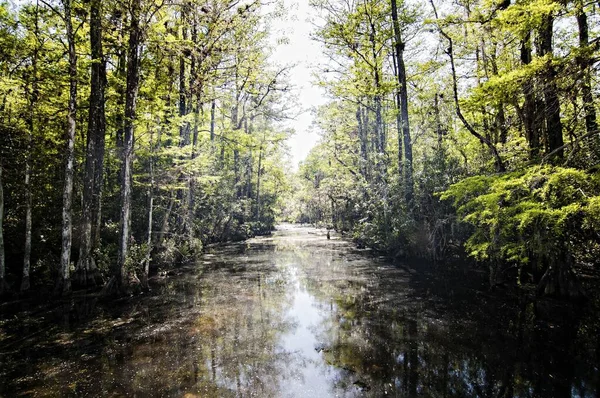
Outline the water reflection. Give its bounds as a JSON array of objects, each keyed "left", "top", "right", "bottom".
[{"left": 0, "top": 224, "right": 598, "bottom": 397}]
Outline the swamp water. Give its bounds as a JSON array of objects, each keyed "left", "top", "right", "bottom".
[{"left": 0, "top": 224, "right": 598, "bottom": 397}]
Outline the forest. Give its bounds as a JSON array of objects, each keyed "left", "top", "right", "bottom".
[
  {"left": 287, "top": 0, "right": 600, "bottom": 299},
  {"left": 0, "top": 0, "right": 292, "bottom": 296},
  {"left": 0, "top": 0, "right": 599, "bottom": 301},
  {"left": 1, "top": 0, "right": 600, "bottom": 395}
]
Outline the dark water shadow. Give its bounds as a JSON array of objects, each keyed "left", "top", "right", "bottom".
[{"left": 0, "top": 224, "right": 598, "bottom": 397}]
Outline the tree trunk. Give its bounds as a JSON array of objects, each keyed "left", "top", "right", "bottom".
[
  {"left": 496, "top": 104, "right": 507, "bottom": 144},
  {"left": 92, "top": 8, "right": 107, "bottom": 250},
  {"left": 391, "top": 0, "right": 413, "bottom": 202},
  {"left": 56, "top": 0, "right": 77, "bottom": 295},
  {"left": 210, "top": 98, "right": 216, "bottom": 142},
  {"left": 76, "top": 0, "right": 105, "bottom": 287},
  {"left": 434, "top": 93, "right": 443, "bottom": 147},
  {"left": 116, "top": 0, "right": 141, "bottom": 292},
  {"left": 179, "top": 6, "right": 189, "bottom": 147},
  {"left": 391, "top": 53, "right": 403, "bottom": 176},
  {"left": 520, "top": 33, "right": 541, "bottom": 158},
  {"left": 255, "top": 144, "right": 263, "bottom": 221},
  {"left": 356, "top": 106, "right": 368, "bottom": 178},
  {"left": 576, "top": 2, "right": 599, "bottom": 143},
  {"left": 22, "top": 4, "right": 39, "bottom": 292},
  {"left": 185, "top": 16, "right": 198, "bottom": 237},
  {"left": 142, "top": 131, "right": 154, "bottom": 289},
  {"left": 537, "top": 13, "right": 564, "bottom": 158}
]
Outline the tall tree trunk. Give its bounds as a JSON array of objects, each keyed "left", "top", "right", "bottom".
[
  {"left": 368, "top": 21, "right": 384, "bottom": 159},
  {"left": 22, "top": 2, "right": 39, "bottom": 292},
  {"left": 391, "top": 51, "right": 403, "bottom": 176},
  {"left": 56, "top": 0, "right": 77, "bottom": 295},
  {"left": 77, "top": 0, "right": 105, "bottom": 287},
  {"left": 391, "top": 0, "right": 413, "bottom": 202},
  {"left": 116, "top": 0, "right": 141, "bottom": 291},
  {"left": 496, "top": 104, "right": 507, "bottom": 144},
  {"left": 537, "top": 13, "right": 564, "bottom": 158},
  {"left": 356, "top": 105, "right": 368, "bottom": 178},
  {"left": 244, "top": 120, "right": 253, "bottom": 200},
  {"left": 0, "top": 161, "right": 6, "bottom": 295},
  {"left": 255, "top": 143, "right": 263, "bottom": 221},
  {"left": 520, "top": 33, "right": 541, "bottom": 158},
  {"left": 435, "top": 93, "right": 443, "bottom": 147},
  {"left": 142, "top": 131, "right": 154, "bottom": 289},
  {"left": 576, "top": 1, "right": 598, "bottom": 142},
  {"left": 232, "top": 93, "right": 241, "bottom": 198},
  {"left": 92, "top": 14, "right": 107, "bottom": 250},
  {"left": 185, "top": 15, "right": 198, "bottom": 237},
  {"left": 210, "top": 98, "right": 216, "bottom": 142},
  {"left": 176, "top": 6, "right": 190, "bottom": 232},
  {"left": 179, "top": 5, "right": 189, "bottom": 147}
]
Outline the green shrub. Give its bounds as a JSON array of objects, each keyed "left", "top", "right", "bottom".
[{"left": 440, "top": 166, "right": 600, "bottom": 296}]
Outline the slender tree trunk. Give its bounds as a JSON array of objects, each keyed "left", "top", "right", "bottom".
[
  {"left": 496, "top": 104, "right": 507, "bottom": 144},
  {"left": 255, "top": 144, "right": 263, "bottom": 221},
  {"left": 176, "top": 6, "right": 190, "bottom": 232},
  {"left": 179, "top": 6, "right": 189, "bottom": 147},
  {"left": 22, "top": 7, "right": 39, "bottom": 292},
  {"left": 576, "top": 2, "right": 598, "bottom": 140},
  {"left": 369, "top": 15, "right": 386, "bottom": 159},
  {"left": 210, "top": 98, "right": 216, "bottom": 142},
  {"left": 435, "top": 93, "right": 443, "bottom": 147},
  {"left": 356, "top": 106, "right": 368, "bottom": 178},
  {"left": 77, "top": 0, "right": 105, "bottom": 287},
  {"left": 22, "top": 1, "right": 41, "bottom": 292},
  {"left": 537, "top": 13, "right": 564, "bottom": 158},
  {"left": 392, "top": 51, "right": 403, "bottom": 176},
  {"left": 232, "top": 95, "right": 241, "bottom": 198},
  {"left": 244, "top": 120, "right": 253, "bottom": 199},
  {"left": 92, "top": 17, "right": 107, "bottom": 250},
  {"left": 56, "top": 0, "right": 77, "bottom": 295},
  {"left": 520, "top": 33, "right": 541, "bottom": 158},
  {"left": 142, "top": 132, "right": 154, "bottom": 289},
  {"left": 185, "top": 16, "right": 198, "bottom": 237},
  {"left": 391, "top": 0, "right": 413, "bottom": 202},
  {"left": 0, "top": 161, "right": 7, "bottom": 295},
  {"left": 368, "top": 23, "right": 384, "bottom": 159},
  {"left": 116, "top": 0, "right": 141, "bottom": 291}
]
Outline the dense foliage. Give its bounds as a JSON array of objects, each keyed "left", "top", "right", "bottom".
[
  {"left": 286, "top": 0, "right": 600, "bottom": 298},
  {"left": 0, "top": 0, "right": 291, "bottom": 295}
]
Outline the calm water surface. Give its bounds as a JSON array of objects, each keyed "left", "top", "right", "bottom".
[{"left": 0, "top": 224, "right": 598, "bottom": 397}]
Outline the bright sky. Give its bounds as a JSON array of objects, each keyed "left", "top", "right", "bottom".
[{"left": 269, "top": 0, "right": 328, "bottom": 169}]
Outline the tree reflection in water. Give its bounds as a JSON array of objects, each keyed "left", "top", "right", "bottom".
[{"left": 0, "top": 225, "right": 598, "bottom": 397}]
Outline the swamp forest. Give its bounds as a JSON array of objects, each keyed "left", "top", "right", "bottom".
[{"left": 0, "top": 0, "right": 599, "bottom": 396}]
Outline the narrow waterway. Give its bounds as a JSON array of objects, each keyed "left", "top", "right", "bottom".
[{"left": 0, "top": 224, "right": 598, "bottom": 397}]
